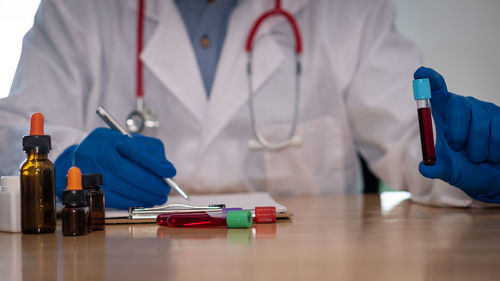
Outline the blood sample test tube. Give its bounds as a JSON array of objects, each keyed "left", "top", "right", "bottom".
[
  {"left": 413, "top": 78, "right": 436, "bottom": 166},
  {"left": 157, "top": 210, "right": 252, "bottom": 228},
  {"left": 157, "top": 212, "right": 226, "bottom": 227}
]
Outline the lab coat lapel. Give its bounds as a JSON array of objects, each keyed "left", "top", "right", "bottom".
[
  {"left": 139, "top": 0, "right": 207, "bottom": 123},
  {"left": 201, "top": 0, "right": 307, "bottom": 151}
]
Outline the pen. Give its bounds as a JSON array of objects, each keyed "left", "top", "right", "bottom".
[{"left": 96, "top": 106, "right": 190, "bottom": 200}]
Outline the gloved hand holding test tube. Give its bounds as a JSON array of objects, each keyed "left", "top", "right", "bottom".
[
  {"left": 96, "top": 106, "right": 190, "bottom": 202},
  {"left": 413, "top": 67, "right": 500, "bottom": 203}
]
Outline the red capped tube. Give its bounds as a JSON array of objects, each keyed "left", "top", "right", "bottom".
[{"left": 254, "top": 207, "right": 276, "bottom": 223}]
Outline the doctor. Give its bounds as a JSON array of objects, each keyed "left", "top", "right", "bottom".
[{"left": 0, "top": 0, "right": 498, "bottom": 209}]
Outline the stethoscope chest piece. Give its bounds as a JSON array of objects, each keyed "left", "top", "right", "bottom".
[{"left": 126, "top": 106, "right": 159, "bottom": 136}]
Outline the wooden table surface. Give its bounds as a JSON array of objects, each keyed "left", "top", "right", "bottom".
[{"left": 2, "top": 193, "right": 500, "bottom": 281}]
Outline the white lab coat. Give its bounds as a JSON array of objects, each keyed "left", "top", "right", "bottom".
[{"left": 0, "top": 0, "right": 476, "bottom": 206}]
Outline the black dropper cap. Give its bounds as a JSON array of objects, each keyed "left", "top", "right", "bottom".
[
  {"left": 82, "top": 174, "right": 103, "bottom": 189},
  {"left": 63, "top": 190, "right": 86, "bottom": 207}
]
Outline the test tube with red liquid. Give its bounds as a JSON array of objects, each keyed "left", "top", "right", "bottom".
[
  {"left": 157, "top": 212, "right": 227, "bottom": 227},
  {"left": 157, "top": 210, "right": 253, "bottom": 228},
  {"left": 413, "top": 79, "right": 436, "bottom": 166},
  {"left": 156, "top": 207, "right": 276, "bottom": 228}
]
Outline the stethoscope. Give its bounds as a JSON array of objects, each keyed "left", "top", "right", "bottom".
[
  {"left": 126, "top": 0, "right": 159, "bottom": 136},
  {"left": 245, "top": 0, "right": 302, "bottom": 150},
  {"left": 129, "top": 0, "right": 303, "bottom": 150}
]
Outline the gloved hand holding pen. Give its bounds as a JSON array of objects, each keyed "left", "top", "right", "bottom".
[
  {"left": 414, "top": 67, "right": 500, "bottom": 203},
  {"left": 55, "top": 128, "right": 176, "bottom": 209}
]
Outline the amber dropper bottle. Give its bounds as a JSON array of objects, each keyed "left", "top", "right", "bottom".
[
  {"left": 20, "top": 113, "right": 56, "bottom": 234},
  {"left": 82, "top": 174, "right": 105, "bottom": 231},
  {"left": 62, "top": 167, "right": 89, "bottom": 236}
]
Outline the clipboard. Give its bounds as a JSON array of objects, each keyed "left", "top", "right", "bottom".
[{"left": 105, "top": 192, "right": 292, "bottom": 224}]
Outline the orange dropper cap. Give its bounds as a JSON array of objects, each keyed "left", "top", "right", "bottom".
[
  {"left": 23, "top": 112, "right": 51, "bottom": 152},
  {"left": 29, "top": 112, "right": 44, "bottom": 135},
  {"left": 67, "top": 167, "right": 82, "bottom": 190}
]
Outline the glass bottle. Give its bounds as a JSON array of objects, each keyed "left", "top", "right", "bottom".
[
  {"left": 20, "top": 113, "right": 56, "bottom": 234},
  {"left": 82, "top": 174, "right": 105, "bottom": 231},
  {"left": 62, "top": 167, "right": 89, "bottom": 236}
]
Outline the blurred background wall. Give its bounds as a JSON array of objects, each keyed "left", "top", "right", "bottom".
[{"left": 394, "top": 0, "right": 500, "bottom": 104}]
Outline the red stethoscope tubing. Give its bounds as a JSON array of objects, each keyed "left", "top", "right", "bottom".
[
  {"left": 245, "top": 0, "right": 302, "bottom": 54},
  {"left": 135, "top": 0, "right": 302, "bottom": 99},
  {"left": 136, "top": 0, "right": 145, "bottom": 98}
]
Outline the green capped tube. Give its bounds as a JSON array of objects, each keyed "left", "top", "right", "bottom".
[{"left": 226, "top": 210, "right": 252, "bottom": 228}]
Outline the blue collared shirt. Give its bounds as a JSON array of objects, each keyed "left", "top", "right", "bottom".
[{"left": 174, "top": 0, "right": 238, "bottom": 97}]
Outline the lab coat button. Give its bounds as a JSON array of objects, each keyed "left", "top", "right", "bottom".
[{"left": 200, "top": 35, "right": 211, "bottom": 49}]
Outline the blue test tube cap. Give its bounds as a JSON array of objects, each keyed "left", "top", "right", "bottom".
[{"left": 413, "top": 78, "right": 431, "bottom": 100}]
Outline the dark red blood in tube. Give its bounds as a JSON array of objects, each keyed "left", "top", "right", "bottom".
[
  {"left": 417, "top": 108, "right": 436, "bottom": 166},
  {"left": 157, "top": 212, "right": 226, "bottom": 227}
]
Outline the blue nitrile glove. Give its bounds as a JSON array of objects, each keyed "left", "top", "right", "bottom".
[
  {"left": 54, "top": 128, "right": 176, "bottom": 209},
  {"left": 414, "top": 67, "right": 500, "bottom": 203}
]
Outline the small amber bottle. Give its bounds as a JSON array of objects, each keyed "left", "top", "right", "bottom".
[
  {"left": 62, "top": 167, "right": 89, "bottom": 236},
  {"left": 20, "top": 113, "right": 56, "bottom": 234},
  {"left": 82, "top": 174, "right": 105, "bottom": 231}
]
